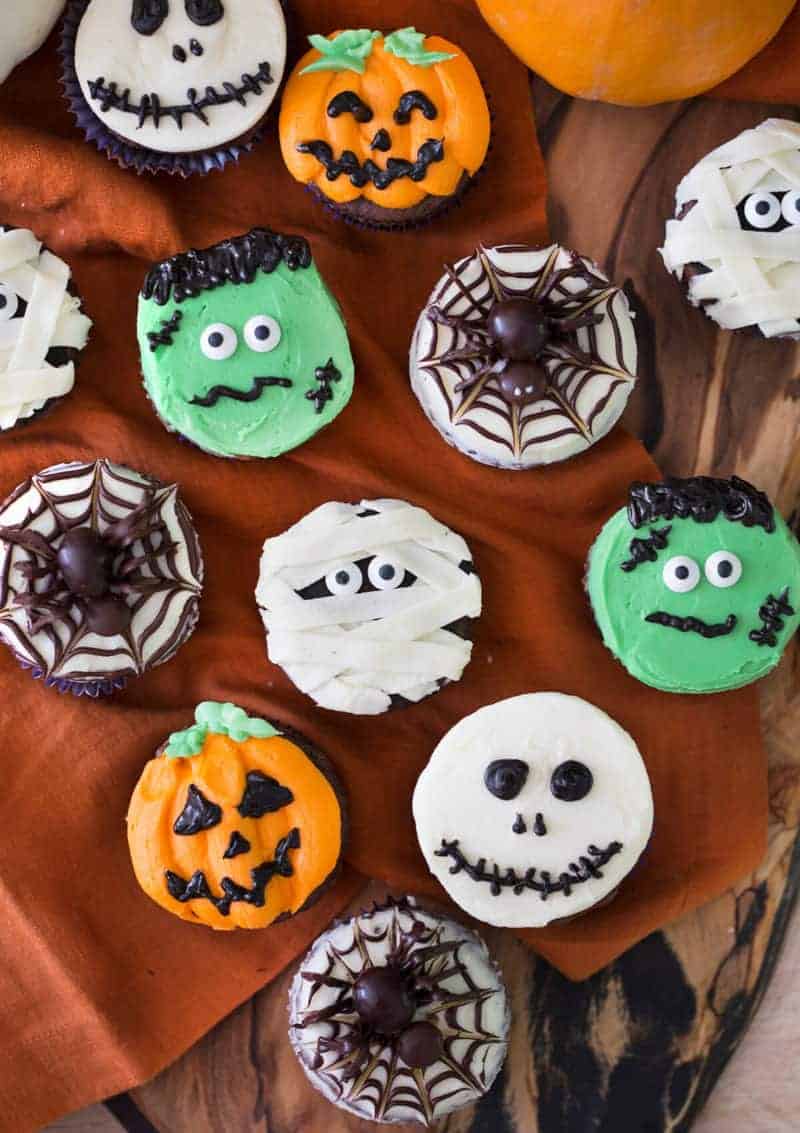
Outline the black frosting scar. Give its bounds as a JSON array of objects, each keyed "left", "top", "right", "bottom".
[
  {"left": 237, "top": 770, "right": 294, "bottom": 818},
  {"left": 147, "top": 309, "right": 183, "bottom": 352},
  {"left": 750, "top": 588, "right": 794, "bottom": 646},
  {"left": 435, "top": 839, "right": 623, "bottom": 900},
  {"left": 621, "top": 525, "right": 671, "bottom": 572},
  {"left": 306, "top": 359, "right": 342, "bottom": 413},
  {"left": 173, "top": 784, "right": 222, "bottom": 835}
]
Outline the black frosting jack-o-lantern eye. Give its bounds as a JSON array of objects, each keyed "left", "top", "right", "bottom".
[
  {"left": 327, "top": 92, "right": 374, "bottom": 123},
  {"left": 185, "top": 0, "right": 225, "bottom": 26},
  {"left": 131, "top": 0, "right": 169, "bottom": 35},
  {"left": 550, "top": 760, "right": 593, "bottom": 802},
  {"left": 394, "top": 91, "right": 438, "bottom": 125},
  {"left": 238, "top": 770, "right": 294, "bottom": 818},
  {"left": 173, "top": 784, "right": 222, "bottom": 835},
  {"left": 484, "top": 758, "right": 529, "bottom": 801}
]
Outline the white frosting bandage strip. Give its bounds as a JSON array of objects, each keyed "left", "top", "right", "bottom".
[
  {"left": 256, "top": 498, "right": 482, "bottom": 715},
  {"left": 660, "top": 118, "right": 800, "bottom": 338},
  {"left": 0, "top": 226, "right": 92, "bottom": 430}
]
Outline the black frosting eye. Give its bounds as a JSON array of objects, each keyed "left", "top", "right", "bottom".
[
  {"left": 394, "top": 90, "right": 439, "bottom": 125},
  {"left": 131, "top": 0, "right": 169, "bottom": 35},
  {"left": 327, "top": 91, "right": 374, "bottom": 123},
  {"left": 550, "top": 761, "right": 593, "bottom": 802},
  {"left": 484, "top": 758, "right": 529, "bottom": 801},
  {"left": 185, "top": 0, "right": 225, "bottom": 26}
]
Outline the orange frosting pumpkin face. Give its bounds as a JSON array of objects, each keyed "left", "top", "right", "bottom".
[
  {"left": 127, "top": 703, "right": 345, "bottom": 930},
  {"left": 279, "top": 28, "right": 491, "bottom": 210}
]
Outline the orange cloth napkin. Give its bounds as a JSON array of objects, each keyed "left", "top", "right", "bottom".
[{"left": 0, "top": 1, "right": 768, "bottom": 1128}]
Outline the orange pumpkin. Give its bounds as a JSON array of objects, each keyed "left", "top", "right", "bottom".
[
  {"left": 475, "top": 0, "right": 796, "bottom": 106},
  {"left": 279, "top": 28, "right": 490, "bottom": 211},
  {"left": 127, "top": 702, "right": 345, "bottom": 930}
]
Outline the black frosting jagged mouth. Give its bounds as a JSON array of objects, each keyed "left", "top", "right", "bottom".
[
  {"left": 435, "top": 839, "right": 623, "bottom": 900},
  {"left": 296, "top": 138, "right": 445, "bottom": 190},
  {"left": 189, "top": 376, "right": 293, "bottom": 408},
  {"left": 645, "top": 611, "right": 737, "bottom": 639},
  {"left": 87, "top": 62, "right": 274, "bottom": 130}
]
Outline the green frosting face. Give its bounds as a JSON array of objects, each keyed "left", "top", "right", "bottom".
[
  {"left": 587, "top": 479, "right": 800, "bottom": 693},
  {"left": 166, "top": 701, "right": 279, "bottom": 758},
  {"left": 137, "top": 230, "right": 354, "bottom": 460}
]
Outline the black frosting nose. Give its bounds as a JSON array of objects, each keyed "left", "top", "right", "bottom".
[{"left": 173, "top": 39, "right": 204, "bottom": 62}]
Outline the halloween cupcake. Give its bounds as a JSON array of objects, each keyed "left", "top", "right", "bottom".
[
  {"left": 586, "top": 475, "right": 800, "bottom": 693},
  {"left": 279, "top": 27, "right": 491, "bottom": 229},
  {"left": 61, "top": 0, "right": 288, "bottom": 175},
  {"left": 288, "top": 896, "right": 510, "bottom": 1125},
  {"left": 127, "top": 701, "right": 346, "bottom": 929},
  {"left": 409, "top": 243, "right": 638, "bottom": 469},
  {"left": 137, "top": 228, "right": 354, "bottom": 460},
  {"left": 413, "top": 694, "right": 654, "bottom": 928},
  {"left": 255, "top": 498, "right": 482, "bottom": 714},
  {"left": 0, "top": 459, "right": 203, "bottom": 696},
  {"left": 0, "top": 225, "right": 92, "bottom": 432},
  {"left": 1, "top": 2, "right": 64, "bottom": 85},
  {"left": 661, "top": 119, "right": 800, "bottom": 339}
]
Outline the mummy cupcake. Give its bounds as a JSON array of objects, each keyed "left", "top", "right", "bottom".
[
  {"left": 255, "top": 499, "right": 482, "bottom": 714},
  {"left": 1, "top": 3, "right": 64, "bottom": 85},
  {"left": 413, "top": 694, "right": 654, "bottom": 928},
  {"left": 288, "top": 897, "right": 509, "bottom": 1125},
  {"left": 0, "top": 459, "right": 203, "bottom": 696},
  {"left": 0, "top": 226, "right": 92, "bottom": 432},
  {"left": 61, "top": 0, "right": 287, "bottom": 175},
  {"left": 661, "top": 118, "right": 800, "bottom": 338},
  {"left": 128, "top": 701, "right": 346, "bottom": 929},
  {"left": 410, "top": 244, "right": 637, "bottom": 469},
  {"left": 137, "top": 228, "right": 354, "bottom": 459},
  {"left": 587, "top": 475, "right": 800, "bottom": 693},
  {"left": 279, "top": 28, "right": 490, "bottom": 229}
]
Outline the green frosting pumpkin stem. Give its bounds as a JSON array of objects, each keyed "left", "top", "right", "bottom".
[
  {"left": 300, "top": 27, "right": 455, "bottom": 75},
  {"left": 166, "top": 702, "right": 279, "bottom": 758}
]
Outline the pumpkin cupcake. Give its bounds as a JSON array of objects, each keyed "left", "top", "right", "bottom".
[
  {"left": 127, "top": 701, "right": 347, "bottom": 930},
  {"left": 279, "top": 27, "right": 491, "bottom": 229},
  {"left": 288, "top": 896, "right": 510, "bottom": 1125}
]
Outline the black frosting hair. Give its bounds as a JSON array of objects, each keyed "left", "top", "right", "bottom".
[
  {"left": 628, "top": 475, "right": 775, "bottom": 533},
  {"left": 141, "top": 227, "right": 313, "bottom": 305}
]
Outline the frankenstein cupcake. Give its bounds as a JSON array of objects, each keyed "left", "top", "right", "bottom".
[
  {"left": 587, "top": 475, "right": 800, "bottom": 693},
  {"left": 661, "top": 118, "right": 800, "bottom": 338},
  {"left": 127, "top": 701, "right": 346, "bottom": 929},
  {"left": 0, "top": 225, "right": 92, "bottom": 432},
  {"left": 279, "top": 28, "right": 490, "bottom": 229},
  {"left": 413, "top": 694, "right": 654, "bottom": 929},
  {"left": 137, "top": 228, "right": 354, "bottom": 460},
  {"left": 288, "top": 897, "right": 509, "bottom": 1125},
  {"left": 1, "top": 3, "right": 64, "bottom": 85},
  {"left": 255, "top": 499, "right": 482, "bottom": 714},
  {"left": 0, "top": 459, "right": 203, "bottom": 696},
  {"left": 410, "top": 244, "right": 637, "bottom": 469},
  {"left": 61, "top": 0, "right": 287, "bottom": 175}
]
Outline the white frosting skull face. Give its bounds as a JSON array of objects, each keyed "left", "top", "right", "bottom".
[
  {"left": 413, "top": 693, "right": 654, "bottom": 927},
  {"left": 661, "top": 118, "right": 800, "bottom": 338},
  {"left": 0, "top": 2, "right": 64, "bottom": 85},
  {"left": 74, "top": 0, "right": 287, "bottom": 153},
  {"left": 256, "top": 499, "right": 482, "bottom": 715}
]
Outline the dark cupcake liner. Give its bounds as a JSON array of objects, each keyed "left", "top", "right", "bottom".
[
  {"left": 59, "top": 0, "right": 283, "bottom": 177},
  {"left": 18, "top": 658, "right": 129, "bottom": 698}
]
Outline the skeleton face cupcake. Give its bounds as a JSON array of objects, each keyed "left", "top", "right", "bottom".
[
  {"left": 255, "top": 499, "right": 482, "bottom": 715},
  {"left": 413, "top": 694, "right": 654, "bottom": 928},
  {"left": 0, "top": 226, "right": 92, "bottom": 432},
  {"left": 1, "top": 3, "right": 64, "bottom": 85},
  {"left": 137, "top": 228, "right": 354, "bottom": 459},
  {"left": 410, "top": 244, "right": 637, "bottom": 469},
  {"left": 587, "top": 475, "right": 800, "bottom": 693},
  {"left": 661, "top": 118, "right": 800, "bottom": 338},
  {"left": 288, "top": 897, "right": 509, "bottom": 1125},
  {"left": 0, "top": 459, "right": 203, "bottom": 696},
  {"left": 62, "top": 0, "right": 287, "bottom": 174}
]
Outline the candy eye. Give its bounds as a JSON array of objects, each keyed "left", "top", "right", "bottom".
[
  {"left": 663, "top": 555, "right": 700, "bottom": 593},
  {"left": 325, "top": 563, "right": 362, "bottom": 597},
  {"left": 200, "top": 323, "right": 237, "bottom": 361},
  {"left": 704, "top": 550, "right": 742, "bottom": 588},
  {"left": 367, "top": 557, "right": 403, "bottom": 591},
  {"left": 0, "top": 283, "right": 18, "bottom": 323},
  {"left": 781, "top": 190, "right": 800, "bottom": 226},
  {"left": 742, "top": 192, "right": 781, "bottom": 230},
  {"left": 484, "top": 759, "right": 529, "bottom": 801},
  {"left": 551, "top": 760, "right": 593, "bottom": 802},
  {"left": 244, "top": 315, "right": 282, "bottom": 354},
  {"left": 131, "top": 0, "right": 169, "bottom": 35}
]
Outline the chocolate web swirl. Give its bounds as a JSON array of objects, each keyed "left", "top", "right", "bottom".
[
  {"left": 290, "top": 897, "right": 508, "bottom": 1124},
  {"left": 415, "top": 244, "right": 636, "bottom": 462}
]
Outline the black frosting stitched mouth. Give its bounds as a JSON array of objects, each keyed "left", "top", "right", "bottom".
[
  {"left": 296, "top": 138, "right": 444, "bottom": 190},
  {"left": 435, "top": 838, "right": 623, "bottom": 900},
  {"left": 190, "top": 376, "right": 293, "bottom": 408},
  {"left": 645, "top": 611, "right": 737, "bottom": 638},
  {"left": 87, "top": 62, "right": 274, "bottom": 129}
]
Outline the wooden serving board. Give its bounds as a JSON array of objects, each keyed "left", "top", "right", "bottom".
[{"left": 49, "top": 84, "right": 800, "bottom": 1133}]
